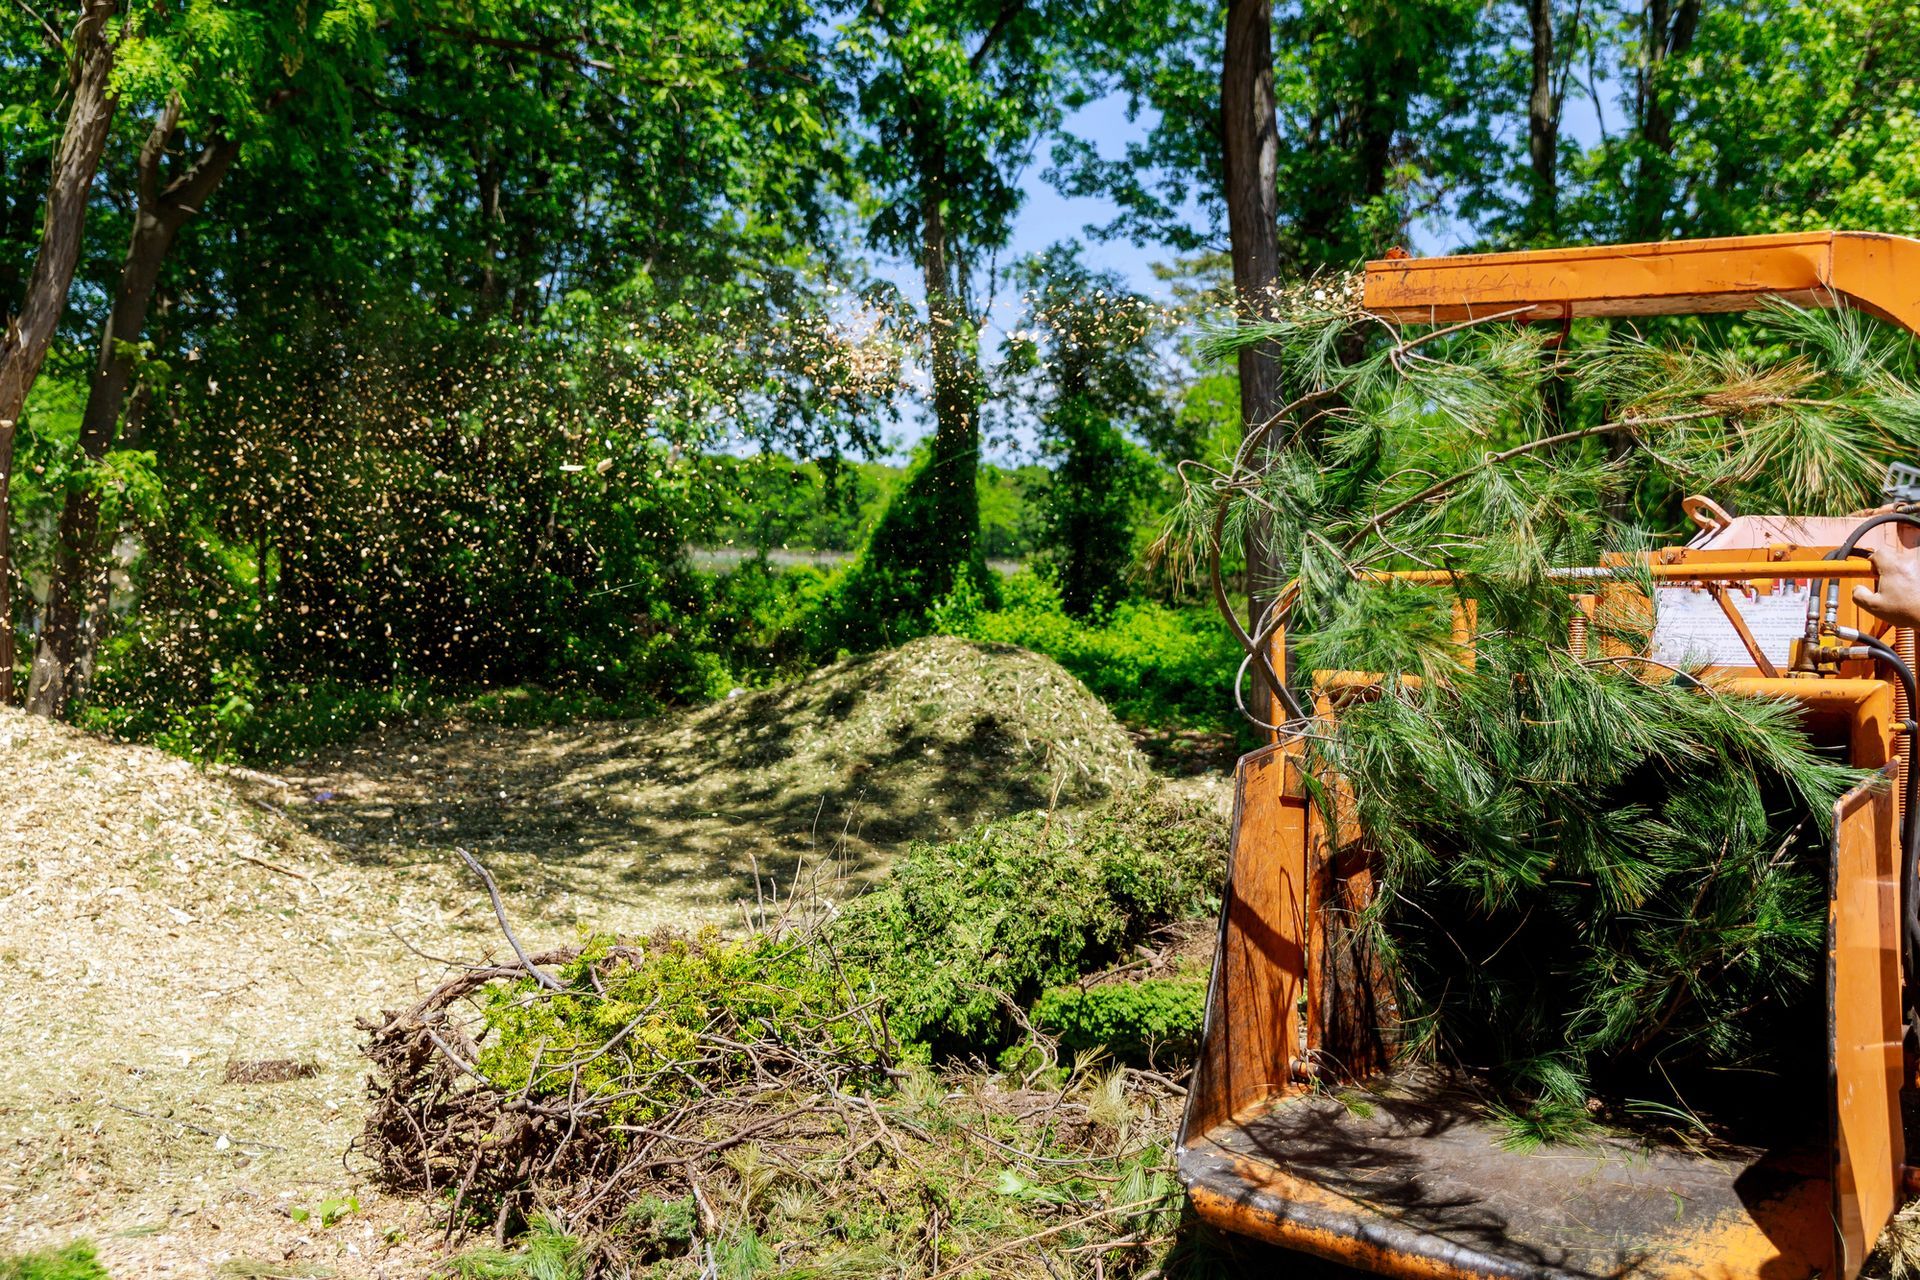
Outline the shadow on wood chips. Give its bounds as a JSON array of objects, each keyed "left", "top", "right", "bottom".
[{"left": 270, "top": 635, "right": 1151, "bottom": 935}]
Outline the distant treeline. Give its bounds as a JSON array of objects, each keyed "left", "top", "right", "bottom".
[{"left": 695, "top": 455, "right": 1046, "bottom": 561}]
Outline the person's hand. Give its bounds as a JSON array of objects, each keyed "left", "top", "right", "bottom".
[{"left": 1853, "top": 544, "right": 1920, "bottom": 629}]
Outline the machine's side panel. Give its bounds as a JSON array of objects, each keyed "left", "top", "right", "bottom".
[
  {"left": 1830, "top": 767, "right": 1905, "bottom": 1277},
  {"left": 1181, "top": 740, "right": 1311, "bottom": 1139}
]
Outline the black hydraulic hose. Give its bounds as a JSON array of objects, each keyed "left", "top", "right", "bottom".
[
  {"left": 1823, "top": 512, "right": 1920, "bottom": 1020},
  {"left": 1828, "top": 511, "right": 1920, "bottom": 560},
  {"left": 1813, "top": 512, "right": 1920, "bottom": 635}
]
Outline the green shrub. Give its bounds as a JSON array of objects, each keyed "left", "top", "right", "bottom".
[
  {"left": 0, "top": 1243, "right": 110, "bottom": 1280},
  {"left": 1031, "top": 979, "right": 1207, "bottom": 1064},
  {"left": 826, "top": 442, "right": 1002, "bottom": 651},
  {"left": 935, "top": 571, "right": 1242, "bottom": 732},
  {"left": 833, "top": 792, "right": 1226, "bottom": 1055},
  {"left": 704, "top": 559, "right": 841, "bottom": 673}
]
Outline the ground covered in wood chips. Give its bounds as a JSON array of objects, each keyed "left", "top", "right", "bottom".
[
  {"left": 1, "top": 638, "right": 1209, "bottom": 1278},
  {"left": 272, "top": 637, "right": 1154, "bottom": 936}
]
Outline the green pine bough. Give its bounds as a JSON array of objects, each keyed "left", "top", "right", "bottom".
[{"left": 1179, "top": 287, "right": 1920, "bottom": 1136}]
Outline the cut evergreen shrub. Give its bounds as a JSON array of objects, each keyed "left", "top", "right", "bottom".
[
  {"left": 832, "top": 791, "right": 1226, "bottom": 1056},
  {"left": 1031, "top": 978, "right": 1208, "bottom": 1064},
  {"left": 474, "top": 935, "right": 891, "bottom": 1126}
]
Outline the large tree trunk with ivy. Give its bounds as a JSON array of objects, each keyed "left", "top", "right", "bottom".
[
  {"left": 0, "top": 0, "right": 119, "bottom": 704},
  {"left": 916, "top": 179, "right": 983, "bottom": 589},
  {"left": 1221, "top": 0, "right": 1284, "bottom": 722},
  {"left": 27, "top": 104, "right": 239, "bottom": 718},
  {"left": 836, "top": 159, "right": 986, "bottom": 638}
]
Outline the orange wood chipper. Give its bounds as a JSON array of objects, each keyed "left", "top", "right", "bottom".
[{"left": 1179, "top": 231, "right": 1920, "bottom": 1279}]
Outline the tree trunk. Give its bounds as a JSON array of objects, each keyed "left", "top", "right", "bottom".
[
  {"left": 916, "top": 175, "right": 982, "bottom": 595},
  {"left": 1525, "top": 0, "right": 1559, "bottom": 238},
  {"left": 1222, "top": 0, "right": 1283, "bottom": 722},
  {"left": 1628, "top": 0, "right": 1702, "bottom": 240},
  {"left": 68, "top": 380, "right": 151, "bottom": 702},
  {"left": 475, "top": 148, "right": 504, "bottom": 315},
  {"left": 27, "top": 102, "right": 240, "bottom": 717},
  {"left": 0, "top": 1, "right": 119, "bottom": 703}
]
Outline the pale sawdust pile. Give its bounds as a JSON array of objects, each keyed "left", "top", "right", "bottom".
[
  {"left": 0, "top": 704, "right": 480, "bottom": 1277},
  {"left": 275, "top": 636, "right": 1151, "bottom": 936},
  {"left": 0, "top": 637, "right": 1164, "bottom": 1277}
]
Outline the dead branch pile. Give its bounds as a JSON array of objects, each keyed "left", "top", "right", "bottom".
[
  {"left": 360, "top": 933, "right": 889, "bottom": 1237},
  {"left": 359, "top": 933, "right": 1186, "bottom": 1277}
]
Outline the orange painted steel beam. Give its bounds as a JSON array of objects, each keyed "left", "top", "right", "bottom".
[
  {"left": 1380, "top": 557, "right": 1877, "bottom": 584},
  {"left": 1363, "top": 230, "right": 1920, "bottom": 336}
]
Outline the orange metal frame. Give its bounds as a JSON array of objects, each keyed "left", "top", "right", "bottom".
[
  {"left": 1362, "top": 229, "right": 1920, "bottom": 333},
  {"left": 1180, "top": 231, "right": 1920, "bottom": 1280}
]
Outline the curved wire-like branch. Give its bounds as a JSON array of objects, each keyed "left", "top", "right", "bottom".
[
  {"left": 456, "top": 846, "right": 564, "bottom": 992},
  {"left": 1200, "top": 306, "right": 1540, "bottom": 728}
]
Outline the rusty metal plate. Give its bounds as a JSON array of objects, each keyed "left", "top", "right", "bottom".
[{"left": 1180, "top": 740, "right": 1312, "bottom": 1141}]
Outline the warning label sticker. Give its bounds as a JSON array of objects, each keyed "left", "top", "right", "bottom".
[{"left": 1648, "top": 582, "right": 1812, "bottom": 671}]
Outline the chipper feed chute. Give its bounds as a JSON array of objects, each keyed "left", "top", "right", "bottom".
[{"left": 1178, "top": 232, "right": 1920, "bottom": 1279}]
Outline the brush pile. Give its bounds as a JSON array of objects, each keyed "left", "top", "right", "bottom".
[
  {"left": 1181, "top": 294, "right": 1920, "bottom": 1133},
  {"left": 361, "top": 936, "right": 900, "bottom": 1255},
  {"left": 359, "top": 792, "right": 1225, "bottom": 1276}
]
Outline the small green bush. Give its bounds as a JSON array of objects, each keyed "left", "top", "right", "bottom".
[
  {"left": 1031, "top": 979, "right": 1208, "bottom": 1063},
  {"left": 933, "top": 571, "right": 1242, "bottom": 731},
  {"left": 834, "top": 791, "right": 1226, "bottom": 1055},
  {"left": 0, "top": 1243, "right": 110, "bottom": 1280}
]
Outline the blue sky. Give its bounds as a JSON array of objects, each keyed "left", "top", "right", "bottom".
[
  {"left": 856, "top": 95, "right": 1201, "bottom": 458},
  {"left": 856, "top": 80, "right": 1613, "bottom": 458},
  {"left": 1000, "top": 96, "right": 1189, "bottom": 297}
]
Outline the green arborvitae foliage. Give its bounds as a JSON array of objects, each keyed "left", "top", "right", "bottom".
[
  {"left": 1030, "top": 978, "right": 1208, "bottom": 1064},
  {"left": 1180, "top": 296, "right": 1920, "bottom": 1130},
  {"left": 832, "top": 792, "right": 1226, "bottom": 1055},
  {"left": 475, "top": 934, "right": 889, "bottom": 1127},
  {"left": 466, "top": 792, "right": 1225, "bottom": 1088}
]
